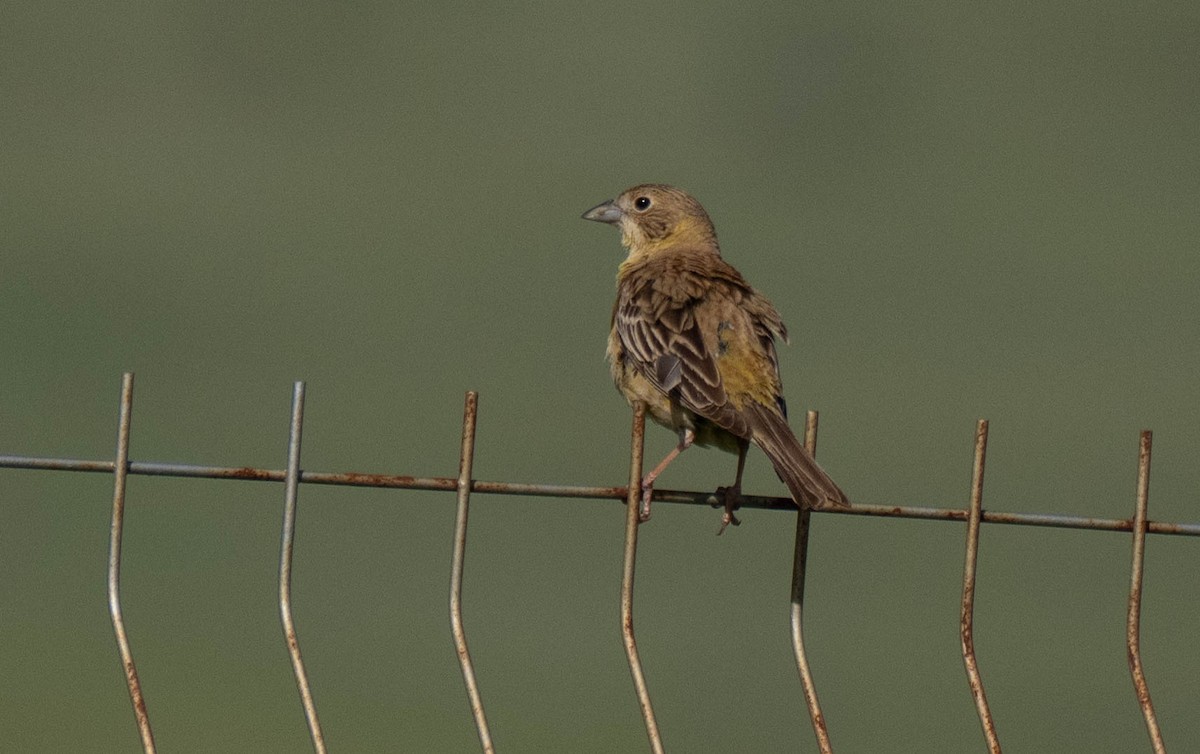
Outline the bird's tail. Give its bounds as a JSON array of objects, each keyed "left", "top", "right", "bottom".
[{"left": 748, "top": 404, "right": 850, "bottom": 510}]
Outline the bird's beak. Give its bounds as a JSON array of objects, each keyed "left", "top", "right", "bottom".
[{"left": 581, "top": 200, "right": 622, "bottom": 225}]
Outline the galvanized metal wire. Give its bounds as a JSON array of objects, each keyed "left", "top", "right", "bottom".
[
  {"left": 960, "top": 419, "right": 1000, "bottom": 752},
  {"left": 790, "top": 411, "right": 831, "bottom": 753},
  {"left": 1127, "top": 430, "right": 1166, "bottom": 754},
  {"left": 621, "top": 403, "right": 665, "bottom": 754},
  {"left": 9, "top": 451, "right": 1195, "bottom": 536},
  {"left": 106, "top": 373, "right": 156, "bottom": 753},
  {"left": 450, "top": 392, "right": 495, "bottom": 753},
  {"left": 278, "top": 382, "right": 327, "bottom": 753},
  {"left": 2, "top": 373, "right": 1197, "bottom": 752}
]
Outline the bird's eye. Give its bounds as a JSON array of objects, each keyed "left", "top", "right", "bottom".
[{"left": 634, "top": 196, "right": 652, "bottom": 211}]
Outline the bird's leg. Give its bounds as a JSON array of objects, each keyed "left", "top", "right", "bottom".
[
  {"left": 715, "top": 439, "right": 749, "bottom": 535},
  {"left": 639, "top": 428, "right": 694, "bottom": 522}
]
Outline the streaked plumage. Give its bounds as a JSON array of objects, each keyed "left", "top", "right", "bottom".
[{"left": 583, "top": 184, "right": 849, "bottom": 531}]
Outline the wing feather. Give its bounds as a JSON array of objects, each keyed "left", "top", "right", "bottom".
[{"left": 615, "top": 257, "right": 756, "bottom": 438}]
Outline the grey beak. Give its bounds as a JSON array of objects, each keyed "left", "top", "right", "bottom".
[{"left": 581, "top": 200, "right": 622, "bottom": 224}]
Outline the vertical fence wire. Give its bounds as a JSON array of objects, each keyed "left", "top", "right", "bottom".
[
  {"left": 621, "top": 402, "right": 664, "bottom": 753},
  {"left": 1127, "top": 430, "right": 1165, "bottom": 753},
  {"left": 3, "top": 378, "right": 1199, "bottom": 749},
  {"left": 790, "top": 410, "right": 832, "bottom": 753},
  {"left": 278, "top": 382, "right": 328, "bottom": 754},
  {"left": 449, "top": 392, "right": 495, "bottom": 753},
  {"left": 960, "top": 419, "right": 1000, "bottom": 752},
  {"left": 106, "top": 373, "right": 157, "bottom": 754}
]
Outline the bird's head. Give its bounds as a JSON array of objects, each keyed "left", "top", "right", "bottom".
[{"left": 582, "top": 184, "right": 718, "bottom": 260}]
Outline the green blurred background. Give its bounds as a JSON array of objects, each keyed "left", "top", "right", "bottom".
[{"left": 3, "top": 2, "right": 1198, "bottom": 752}]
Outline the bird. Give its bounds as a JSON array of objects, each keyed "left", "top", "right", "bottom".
[{"left": 582, "top": 183, "right": 849, "bottom": 533}]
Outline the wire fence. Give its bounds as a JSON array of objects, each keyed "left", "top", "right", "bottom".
[{"left": 1, "top": 373, "right": 1193, "bottom": 753}]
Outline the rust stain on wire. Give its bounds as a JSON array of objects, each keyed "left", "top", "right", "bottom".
[
  {"left": 790, "top": 410, "right": 832, "bottom": 753},
  {"left": 621, "top": 403, "right": 664, "bottom": 754},
  {"left": 5, "top": 453, "right": 1197, "bottom": 537},
  {"left": 960, "top": 420, "right": 1000, "bottom": 752},
  {"left": 278, "top": 382, "right": 328, "bottom": 754},
  {"left": 4, "top": 377, "right": 1200, "bottom": 750},
  {"left": 449, "top": 392, "right": 495, "bottom": 753},
  {"left": 106, "top": 373, "right": 157, "bottom": 754},
  {"left": 1127, "top": 431, "right": 1166, "bottom": 753}
]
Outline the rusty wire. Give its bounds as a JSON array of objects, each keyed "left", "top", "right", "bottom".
[
  {"left": 789, "top": 411, "right": 831, "bottom": 753},
  {"left": 7, "top": 451, "right": 1196, "bottom": 537},
  {"left": 621, "top": 402, "right": 665, "bottom": 753},
  {"left": 3, "top": 374, "right": 1199, "bottom": 752},
  {"left": 449, "top": 392, "right": 495, "bottom": 753},
  {"left": 278, "top": 382, "right": 328, "bottom": 753},
  {"left": 960, "top": 419, "right": 1000, "bottom": 752},
  {"left": 106, "top": 373, "right": 156, "bottom": 754},
  {"left": 1127, "top": 430, "right": 1166, "bottom": 753}
]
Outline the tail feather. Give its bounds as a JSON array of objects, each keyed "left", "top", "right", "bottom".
[{"left": 747, "top": 405, "right": 849, "bottom": 510}]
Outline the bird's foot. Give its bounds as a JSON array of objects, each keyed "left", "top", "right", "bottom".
[
  {"left": 638, "top": 479, "right": 654, "bottom": 523},
  {"left": 714, "top": 484, "right": 742, "bottom": 535}
]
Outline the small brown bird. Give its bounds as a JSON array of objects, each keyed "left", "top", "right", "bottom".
[{"left": 583, "top": 184, "right": 849, "bottom": 532}]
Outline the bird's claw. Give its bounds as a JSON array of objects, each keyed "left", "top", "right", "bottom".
[
  {"left": 638, "top": 481, "right": 654, "bottom": 522},
  {"left": 714, "top": 485, "right": 742, "bottom": 535},
  {"left": 716, "top": 509, "right": 741, "bottom": 536}
]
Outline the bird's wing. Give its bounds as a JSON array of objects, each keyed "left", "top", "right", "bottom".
[
  {"left": 615, "top": 256, "right": 849, "bottom": 508},
  {"left": 615, "top": 262, "right": 756, "bottom": 438}
]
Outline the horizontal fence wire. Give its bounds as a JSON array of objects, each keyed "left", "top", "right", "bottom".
[
  {"left": 5, "top": 453, "right": 1198, "bottom": 537},
  {"left": 1, "top": 373, "right": 1196, "bottom": 752}
]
